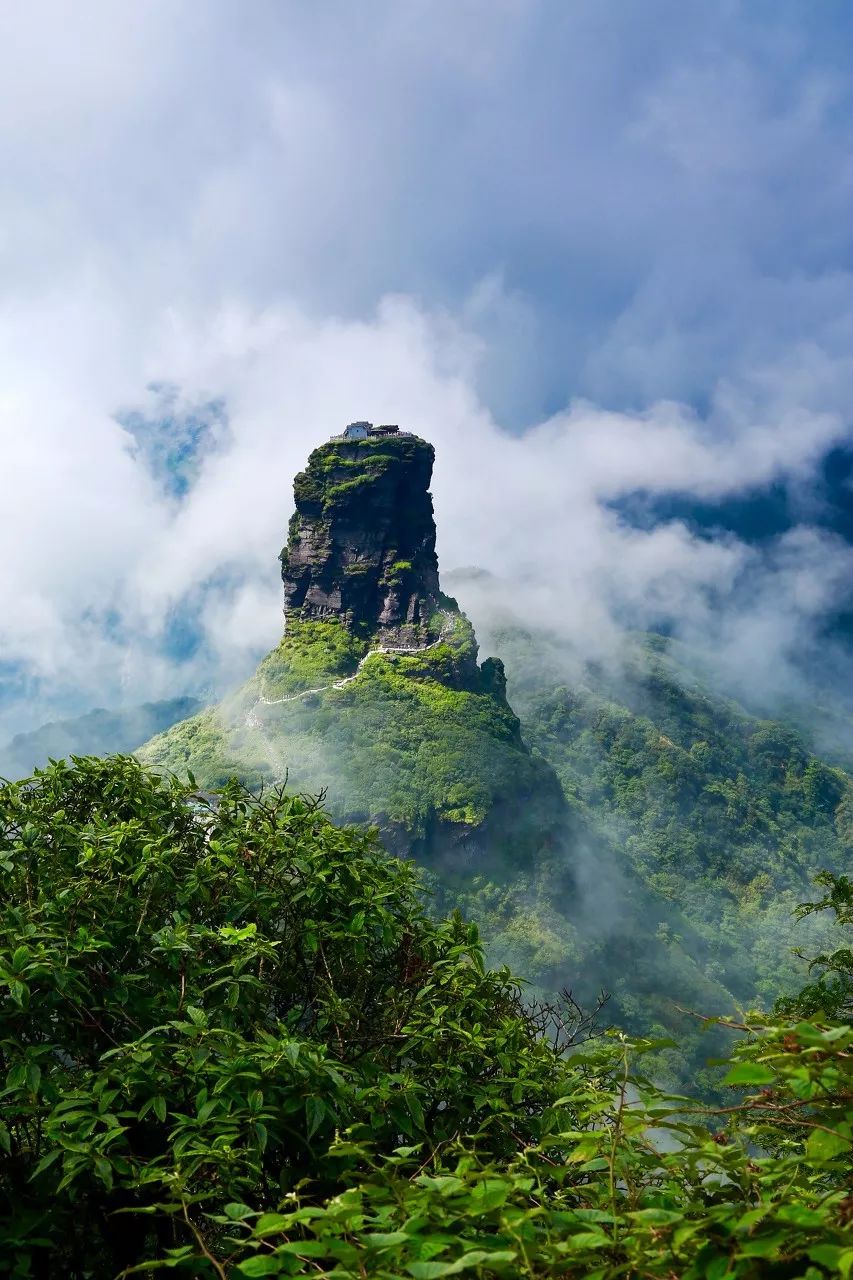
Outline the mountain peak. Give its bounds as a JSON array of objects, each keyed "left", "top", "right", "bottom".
[
  {"left": 139, "top": 428, "right": 570, "bottom": 873},
  {"left": 280, "top": 429, "right": 441, "bottom": 643}
]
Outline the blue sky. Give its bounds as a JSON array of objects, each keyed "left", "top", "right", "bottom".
[{"left": 1, "top": 1, "right": 852, "bottom": 736}]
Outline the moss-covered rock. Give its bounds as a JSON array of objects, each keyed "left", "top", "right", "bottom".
[{"left": 140, "top": 609, "right": 568, "bottom": 874}]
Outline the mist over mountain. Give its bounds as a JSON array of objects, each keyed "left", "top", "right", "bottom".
[
  {"left": 131, "top": 428, "right": 852, "bottom": 1089},
  {"left": 139, "top": 428, "right": 569, "bottom": 874},
  {"left": 0, "top": 696, "right": 204, "bottom": 781},
  {"left": 616, "top": 440, "right": 853, "bottom": 682}
]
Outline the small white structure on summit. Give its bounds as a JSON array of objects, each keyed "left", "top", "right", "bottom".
[
  {"left": 342, "top": 421, "right": 371, "bottom": 440},
  {"left": 337, "top": 422, "right": 402, "bottom": 441}
]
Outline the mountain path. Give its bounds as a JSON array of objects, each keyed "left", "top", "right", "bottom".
[{"left": 244, "top": 610, "right": 454, "bottom": 731}]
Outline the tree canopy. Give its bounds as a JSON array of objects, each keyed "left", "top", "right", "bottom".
[{"left": 0, "top": 757, "right": 850, "bottom": 1277}]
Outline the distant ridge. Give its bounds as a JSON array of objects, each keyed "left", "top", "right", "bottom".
[{"left": 0, "top": 696, "right": 204, "bottom": 780}]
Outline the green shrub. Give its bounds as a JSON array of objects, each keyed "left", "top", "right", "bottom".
[{"left": 0, "top": 757, "right": 850, "bottom": 1277}]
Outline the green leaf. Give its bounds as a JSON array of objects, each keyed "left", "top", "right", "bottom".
[
  {"left": 775, "top": 1204, "right": 826, "bottom": 1227},
  {"left": 628, "top": 1208, "right": 682, "bottom": 1225},
  {"left": 224, "top": 1203, "right": 256, "bottom": 1221},
  {"left": 469, "top": 1178, "right": 510, "bottom": 1212},
  {"left": 264, "top": 1242, "right": 330, "bottom": 1258},
  {"left": 735, "top": 1233, "right": 787, "bottom": 1258},
  {"left": 9, "top": 979, "right": 28, "bottom": 1007},
  {"left": 411, "top": 1254, "right": 518, "bottom": 1276},
  {"left": 5, "top": 1063, "right": 26, "bottom": 1090},
  {"left": 809, "top": 1245, "right": 843, "bottom": 1269},
  {"left": 722, "top": 1063, "right": 775, "bottom": 1086},
  {"left": 805, "top": 1127, "right": 850, "bottom": 1162},
  {"left": 254, "top": 1214, "right": 292, "bottom": 1238},
  {"left": 407, "top": 1092, "right": 425, "bottom": 1132},
  {"left": 305, "top": 1096, "right": 325, "bottom": 1139},
  {"left": 407, "top": 1264, "right": 459, "bottom": 1279},
  {"left": 364, "top": 1231, "right": 411, "bottom": 1248},
  {"left": 412, "top": 1172, "right": 461, "bottom": 1192},
  {"left": 705, "top": 1257, "right": 735, "bottom": 1280},
  {"left": 30, "top": 1148, "right": 62, "bottom": 1179},
  {"left": 237, "top": 1258, "right": 281, "bottom": 1276},
  {"left": 561, "top": 1233, "right": 611, "bottom": 1250},
  {"left": 457, "top": 1254, "right": 516, "bottom": 1271}
]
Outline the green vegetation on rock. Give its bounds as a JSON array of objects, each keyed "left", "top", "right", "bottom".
[
  {"left": 257, "top": 618, "right": 368, "bottom": 699},
  {"left": 281, "top": 433, "right": 441, "bottom": 637},
  {"left": 138, "top": 706, "right": 251, "bottom": 792},
  {"left": 139, "top": 611, "right": 567, "bottom": 867}
]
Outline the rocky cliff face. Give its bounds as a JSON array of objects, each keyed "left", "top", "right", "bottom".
[{"left": 280, "top": 434, "right": 441, "bottom": 643}]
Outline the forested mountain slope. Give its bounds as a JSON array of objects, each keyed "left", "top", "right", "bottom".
[{"left": 449, "top": 624, "right": 850, "bottom": 1082}]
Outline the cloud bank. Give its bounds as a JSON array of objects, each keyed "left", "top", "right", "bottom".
[{"left": 1, "top": 1, "right": 853, "bottom": 736}]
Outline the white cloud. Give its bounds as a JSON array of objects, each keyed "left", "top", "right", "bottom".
[
  {"left": 0, "top": 285, "right": 850, "bottom": 738},
  {"left": 1, "top": 2, "right": 853, "bottom": 737}
]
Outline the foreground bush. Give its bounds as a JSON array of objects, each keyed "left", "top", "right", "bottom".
[{"left": 0, "top": 757, "right": 850, "bottom": 1277}]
